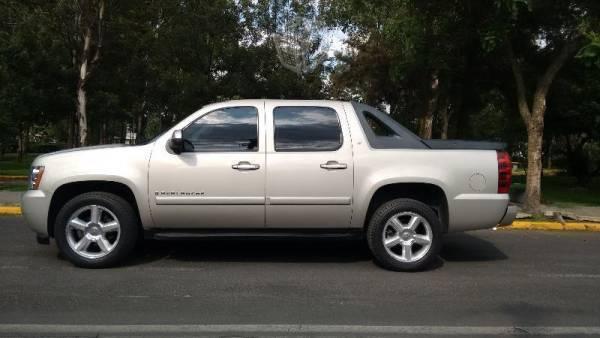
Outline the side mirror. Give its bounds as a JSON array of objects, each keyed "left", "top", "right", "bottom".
[{"left": 169, "top": 130, "right": 184, "bottom": 154}]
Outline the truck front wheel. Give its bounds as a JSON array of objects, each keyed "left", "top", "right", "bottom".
[
  {"left": 54, "top": 192, "right": 139, "bottom": 268},
  {"left": 367, "top": 198, "right": 441, "bottom": 271}
]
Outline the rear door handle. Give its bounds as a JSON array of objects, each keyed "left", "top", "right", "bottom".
[
  {"left": 232, "top": 161, "right": 260, "bottom": 170},
  {"left": 320, "top": 160, "right": 347, "bottom": 170}
]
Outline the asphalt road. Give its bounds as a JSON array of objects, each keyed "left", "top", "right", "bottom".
[{"left": 1, "top": 216, "right": 600, "bottom": 336}]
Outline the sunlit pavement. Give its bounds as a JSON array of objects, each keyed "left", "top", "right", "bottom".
[{"left": 1, "top": 216, "right": 600, "bottom": 336}]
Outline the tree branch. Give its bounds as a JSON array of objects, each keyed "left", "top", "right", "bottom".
[
  {"left": 531, "top": 37, "right": 582, "bottom": 115},
  {"left": 91, "top": 0, "right": 104, "bottom": 65},
  {"left": 507, "top": 42, "right": 531, "bottom": 126}
]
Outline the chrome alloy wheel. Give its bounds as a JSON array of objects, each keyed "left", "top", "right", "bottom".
[
  {"left": 382, "top": 211, "right": 433, "bottom": 263},
  {"left": 65, "top": 205, "right": 121, "bottom": 259}
]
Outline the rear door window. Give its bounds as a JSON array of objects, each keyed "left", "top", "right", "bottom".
[{"left": 273, "top": 106, "right": 342, "bottom": 151}]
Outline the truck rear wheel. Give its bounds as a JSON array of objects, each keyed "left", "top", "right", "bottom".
[
  {"left": 54, "top": 192, "right": 138, "bottom": 268},
  {"left": 367, "top": 198, "right": 441, "bottom": 271}
]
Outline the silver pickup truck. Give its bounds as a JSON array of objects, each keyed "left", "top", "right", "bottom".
[{"left": 22, "top": 100, "right": 516, "bottom": 271}]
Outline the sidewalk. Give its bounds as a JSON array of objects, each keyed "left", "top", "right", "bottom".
[
  {"left": 515, "top": 204, "right": 600, "bottom": 222},
  {"left": 542, "top": 204, "right": 600, "bottom": 220},
  {"left": 0, "top": 191, "right": 21, "bottom": 204}
]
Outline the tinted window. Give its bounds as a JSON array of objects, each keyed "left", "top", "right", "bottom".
[
  {"left": 363, "top": 111, "right": 397, "bottom": 137},
  {"left": 182, "top": 106, "right": 258, "bottom": 152},
  {"left": 274, "top": 106, "right": 342, "bottom": 151}
]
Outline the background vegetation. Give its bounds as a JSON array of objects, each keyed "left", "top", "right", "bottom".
[{"left": 1, "top": 0, "right": 599, "bottom": 210}]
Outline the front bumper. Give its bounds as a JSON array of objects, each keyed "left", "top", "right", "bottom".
[
  {"left": 499, "top": 204, "right": 518, "bottom": 226},
  {"left": 21, "top": 190, "right": 51, "bottom": 236}
]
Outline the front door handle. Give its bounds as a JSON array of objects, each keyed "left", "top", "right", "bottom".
[
  {"left": 320, "top": 160, "right": 347, "bottom": 170},
  {"left": 232, "top": 161, "right": 260, "bottom": 170}
]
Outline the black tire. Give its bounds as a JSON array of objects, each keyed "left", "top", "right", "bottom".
[
  {"left": 367, "top": 198, "right": 442, "bottom": 271},
  {"left": 54, "top": 192, "right": 139, "bottom": 268}
]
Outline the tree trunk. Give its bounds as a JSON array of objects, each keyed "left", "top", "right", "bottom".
[
  {"left": 67, "top": 112, "right": 74, "bottom": 148},
  {"left": 439, "top": 97, "right": 451, "bottom": 140},
  {"left": 507, "top": 39, "right": 580, "bottom": 213},
  {"left": 16, "top": 127, "right": 24, "bottom": 162},
  {"left": 76, "top": 27, "right": 92, "bottom": 147},
  {"left": 103, "top": 122, "right": 108, "bottom": 144},
  {"left": 418, "top": 73, "right": 440, "bottom": 139},
  {"left": 23, "top": 126, "right": 30, "bottom": 155},
  {"left": 76, "top": 83, "right": 88, "bottom": 146},
  {"left": 419, "top": 111, "right": 434, "bottom": 139},
  {"left": 100, "top": 121, "right": 107, "bottom": 144},
  {"left": 440, "top": 114, "right": 449, "bottom": 140},
  {"left": 74, "top": 0, "right": 104, "bottom": 147},
  {"left": 546, "top": 137, "right": 553, "bottom": 169},
  {"left": 524, "top": 123, "right": 543, "bottom": 212},
  {"left": 136, "top": 113, "right": 146, "bottom": 144}
]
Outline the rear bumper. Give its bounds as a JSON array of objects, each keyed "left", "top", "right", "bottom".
[
  {"left": 499, "top": 204, "right": 518, "bottom": 226},
  {"left": 449, "top": 193, "right": 510, "bottom": 232},
  {"left": 21, "top": 190, "right": 51, "bottom": 236}
]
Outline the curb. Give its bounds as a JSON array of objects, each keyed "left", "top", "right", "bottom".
[
  {"left": 504, "top": 220, "right": 600, "bottom": 232},
  {"left": 0, "top": 206, "right": 22, "bottom": 216},
  {"left": 0, "top": 175, "right": 28, "bottom": 181}
]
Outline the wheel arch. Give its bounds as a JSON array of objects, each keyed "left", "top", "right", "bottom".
[
  {"left": 47, "top": 180, "right": 142, "bottom": 238},
  {"left": 363, "top": 182, "right": 449, "bottom": 233}
]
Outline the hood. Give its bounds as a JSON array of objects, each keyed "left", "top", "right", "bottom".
[{"left": 34, "top": 144, "right": 131, "bottom": 161}]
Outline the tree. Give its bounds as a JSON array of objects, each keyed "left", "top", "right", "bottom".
[
  {"left": 545, "top": 59, "right": 600, "bottom": 185},
  {"left": 483, "top": 0, "right": 600, "bottom": 212},
  {"left": 73, "top": 0, "right": 105, "bottom": 146},
  {"left": 323, "top": 0, "right": 486, "bottom": 139},
  {"left": 0, "top": 0, "right": 71, "bottom": 158}
]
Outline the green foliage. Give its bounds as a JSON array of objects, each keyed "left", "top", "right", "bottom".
[
  {"left": 546, "top": 59, "right": 600, "bottom": 185},
  {"left": 0, "top": 1, "right": 72, "bottom": 152},
  {"left": 0, "top": 0, "right": 328, "bottom": 147},
  {"left": 0, "top": 153, "right": 36, "bottom": 176},
  {"left": 326, "top": 1, "right": 464, "bottom": 120},
  {"left": 575, "top": 12, "right": 600, "bottom": 68},
  {"left": 0, "top": 181, "right": 28, "bottom": 191},
  {"left": 0, "top": 0, "right": 599, "bottom": 203},
  {"left": 576, "top": 35, "right": 600, "bottom": 68}
]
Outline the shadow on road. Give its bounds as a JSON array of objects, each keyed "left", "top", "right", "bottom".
[
  {"left": 122, "top": 231, "right": 507, "bottom": 266},
  {"left": 128, "top": 237, "right": 373, "bottom": 265},
  {"left": 441, "top": 232, "right": 508, "bottom": 262}
]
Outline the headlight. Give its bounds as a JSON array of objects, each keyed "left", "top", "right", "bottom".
[{"left": 29, "top": 166, "right": 45, "bottom": 190}]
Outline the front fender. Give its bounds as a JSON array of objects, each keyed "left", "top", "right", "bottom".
[
  {"left": 52, "top": 173, "right": 153, "bottom": 228},
  {"left": 32, "top": 144, "right": 154, "bottom": 230}
]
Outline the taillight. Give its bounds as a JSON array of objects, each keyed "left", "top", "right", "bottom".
[{"left": 497, "top": 151, "right": 512, "bottom": 194}]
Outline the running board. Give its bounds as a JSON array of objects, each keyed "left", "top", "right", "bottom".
[{"left": 148, "top": 230, "right": 363, "bottom": 241}]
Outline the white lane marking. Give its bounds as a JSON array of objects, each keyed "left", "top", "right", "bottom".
[
  {"left": 531, "top": 273, "right": 600, "bottom": 279},
  {"left": 0, "top": 324, "right": 600, "bottom": 335}
]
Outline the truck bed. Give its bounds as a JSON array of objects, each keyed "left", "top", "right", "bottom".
[{"left": 423, "top": 139, "right": 506, "bottom": 150}]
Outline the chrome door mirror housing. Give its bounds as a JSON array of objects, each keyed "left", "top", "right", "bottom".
[{"left": 168, "top": 130, "right": 184, "bottom": 154}]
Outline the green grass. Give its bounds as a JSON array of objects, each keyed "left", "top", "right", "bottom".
[
  {"left": 0, "top": 154, "right": 36, "bottom": 176},
  {"left": 512, "top": 175, "right": 600, "bottom": 206},
  {"left": 0, "top": 182, "right": 28, "bottom": 191}
]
